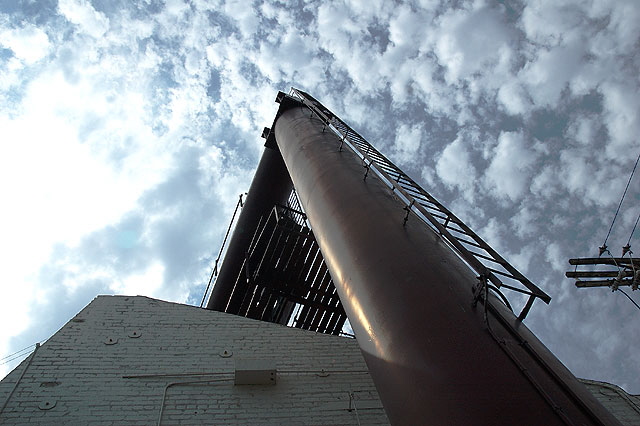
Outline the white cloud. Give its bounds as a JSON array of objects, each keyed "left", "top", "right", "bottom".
[
  {"left": 344, "top": 0, "right": 394, "bottom": 22},
  {"left": 420, "top": 165, "right": 436, "bottom": 188},
  {"left": 509, "top": 245, "right": 536, "bottom": 276},
  {"left": 58, "top": 0, "right": 110, "bottom": 38},
  {"left": 224, "top": 0, "right": 259, "bottom": 39},
  {"left": 566, "top": 115, "right": 598, "bottom": 146},
  {"left": 484, "top": 131, "right": 538, "bottom": 201},
  {"left": 0, "top": 24, "right": 51, "bottom": 65},
  {"left": 520, "top": 42, "right": 584, "bottom": 108},
  {"left": 0, "top": 62, "right": 183, "bottom": 352},
  {"left": 436, "top": 134, "right": 477, "bottom": 201},
  {"left": 557, "top": 148, "right": 625, "bottom": 208},
  {"left": 256, "top": 27, "right": 324, "bottom": 86},
  {"left": 530, "top": 165, "right": 559, "bottom": 198},
  {"left": 316, "top": 2, "right": 384, "bottom": 93},
  {"left": 478, "top": 217, "right": 504, "bottom": 253},
  {"left": 520, "top": 0, "right": 592, "bottom": 47},
  {"left": 434, "top": 3, "right": 514, "bottom": 85},
  {"left": 388, "top": 4, "right": 428, "bottom": 50},
  {"left": 606, "top": 0, "right": 640, "bottom": 52},
  {"left": 544, "top": 241, "right": 565, "bottom": 273},
  {"left": 0, "top": 6, "right": 220, "bottom": 377},
  {"left": 165, "top": 0, "right": 191, "bottom": 18},
  {"left": 393, "top": 123, "right": 423, "bottom": 164},
  {"left": 600, "top": 81, "right": 640, "bottom": 160},
  {"left": 511, "top": 208, "right": 538, "bottom": 239},
  {"left": 111, "top": 262, "right": 165, "bottom": 296},
  {"left": 497, "top": 80, "right": 531, "bottom": 116}
]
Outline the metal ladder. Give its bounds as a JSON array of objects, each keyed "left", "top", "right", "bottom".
[{"left": 289, "top": 87, "right": 550, "bottom": 320}]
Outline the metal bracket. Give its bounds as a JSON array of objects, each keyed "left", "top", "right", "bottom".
[
  {"left": 472, "top": 275, "right": 488, "bottom": 307},
  {"left": 38, "top": 400, "right": 56, "bottom": 410},
  {"left": 403, "top": 200, "right": 414, "bottom": 226}
]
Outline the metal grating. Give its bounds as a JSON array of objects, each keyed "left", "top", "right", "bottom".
[
  {"left": 287, "top": 88, "right": 551, "bottom": 320},
  {"left": 223, "top": 201, "right": 348, "bottom": 335}
]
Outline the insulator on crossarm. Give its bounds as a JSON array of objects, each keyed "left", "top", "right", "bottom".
[
  {"left": 598, "top": 245, "right": 608, "bottom": 256},
  {"left": 612, "top": 270, "right": 624, "bottom": 292},
  {"left": 622, "top": 244, "right": 631, "bottom": 256}
]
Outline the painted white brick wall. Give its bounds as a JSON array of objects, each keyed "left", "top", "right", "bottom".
[
  {"left": 580, "top": 380, "right": 640, "bottom": 426},
  {"left": 0, "top": 295, "right": 389, "bottom": 425}
]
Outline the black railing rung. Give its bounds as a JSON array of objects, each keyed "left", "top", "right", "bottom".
[
  {"left": 486, "top": 267, "right": 516, "bottom": 280},
  {"left": 415, "top": 199, "right": 443, "bottom": 212},
  {"left": 452, "top": 236, "right": 485, "bottom": 250},
  {"left": 466, "top": 250, "right": 506, "bottom": 266},
  {"left": 443, "top": 224, "right": 474, "bottom": 238}
]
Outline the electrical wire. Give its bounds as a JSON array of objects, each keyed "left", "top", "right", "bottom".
[
  {"left": 0, "top": 352, "right": 33, "bottom": 366},
  {"left": 0, "top": 343, "right": 39, "bottom": 415},
  {"left": 0, "top": 345, "right": 35, "bottom": 363},
  {"left": 617, "top": 288, "right": 640, "bottom": 312},
  {"left": 625, "top": 249, "right": 638, "bottom": 291},
  {"left": 0, "top": 341, "right": 46, "bottom": 366},
  {"left": 601, "top": 149, "right": 640, "bottom": 253},
  {"left": 627, "top": 210, "right": 640, "bottom": 247}
]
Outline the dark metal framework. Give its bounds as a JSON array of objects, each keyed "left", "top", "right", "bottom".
[
  {"left": 283, "top": 88, "right": 551, "bottom": 320},
  {"left": 217, "top": 191, "right": 348, "bottom": 335},
  {"left": 203, "top": 89, "right": 620, "bottom": 425}
]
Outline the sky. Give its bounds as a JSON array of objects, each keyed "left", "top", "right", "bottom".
[{"left": 1, "top": 0, "right": 639, "bottom": 394}]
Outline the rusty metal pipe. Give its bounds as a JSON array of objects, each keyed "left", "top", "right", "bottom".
[{"left": 274, "top": 104, "right": 619, "bottom": 426}]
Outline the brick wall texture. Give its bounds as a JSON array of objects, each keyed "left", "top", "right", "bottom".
[
  {"left": 3, "top": 295, "right": 640, "bottom": 425},
  {"left": 0, "top": 295, "right": 390, "bottom": 425},
  {"left": 580, "top": 380, "right": 640, "bottom": 426}
]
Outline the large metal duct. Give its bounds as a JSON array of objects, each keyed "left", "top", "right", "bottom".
[
  {"left": 206, "top": 146, "right": 293, "bottom": 311},
  {"left": 273, "top": 100, "right": 619, "bottom": 426}
]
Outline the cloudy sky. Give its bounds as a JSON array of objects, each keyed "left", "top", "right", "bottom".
[{"left": 1, "top": 0, "right": 639, "bottom": 393}]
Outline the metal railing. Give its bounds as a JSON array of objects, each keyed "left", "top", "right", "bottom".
[{"left": 289, "top": 88, "right": 550, "bottom": 320}]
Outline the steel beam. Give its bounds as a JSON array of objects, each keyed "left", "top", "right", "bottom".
[{"left": 273, "top": 103, "right": 619, "bottom": 426}]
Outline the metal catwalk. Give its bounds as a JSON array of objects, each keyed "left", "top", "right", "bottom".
[{"left": 224, "top": 201, "right": 347, "bottom": 334}]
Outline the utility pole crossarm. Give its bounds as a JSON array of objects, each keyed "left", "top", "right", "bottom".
[
  {"left": 566, "top": 258, "right": 640, "bottom": 290},
  {"left": 569, "top": 257, "right": 640, "bottom": 267},
  {"left": 573, "top": 279, "right": 635, "bottom": 288}
]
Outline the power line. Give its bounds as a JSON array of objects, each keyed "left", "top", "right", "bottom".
[
  {"left": 627, "top": 210, "right": 640, "bottom": 247},
  {"left": 601, "top": 149, "right": 640, "bottom": 254},
  {"left": 0, "top": 340, "right": 46, "bottom": 366},
  {"left": 0, "top": 343, "right": 40, "bottom": 414},
  {"left": 617, "top": 288, "right": 640, "bottom": 312},
  {"left": 0, "top": 345, "right": 33, "bottom": 362}
]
